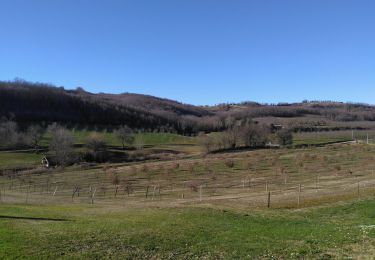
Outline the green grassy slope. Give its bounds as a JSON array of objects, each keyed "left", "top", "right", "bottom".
[{"left": 1, "top": 199, "right": 375, "bottom": 259}]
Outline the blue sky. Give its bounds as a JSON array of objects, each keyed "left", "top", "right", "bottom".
[{"left": 0, "top": 0, "right": 374, "bottom": 105}]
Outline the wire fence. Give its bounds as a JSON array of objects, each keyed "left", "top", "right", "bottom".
[{"left": 1, "top": 168, "right": 375, "bottom": 209}]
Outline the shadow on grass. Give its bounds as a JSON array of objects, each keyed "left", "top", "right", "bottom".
[{"left": 0, "top": 215, "right": 69, "bottom": 222}]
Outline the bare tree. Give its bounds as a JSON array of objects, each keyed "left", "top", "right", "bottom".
[
  {"left": 26, "top": 125, "right": 45, "bottom": 152},
  {"left": 198, "top": 132, "right": 214, "bottom": 153},
  {"left": 0, "top": 119, "right": 19, "bottom": 148},
  {"left": 85, "top": 133, "right": 107, "bottom": 162},
  {"left": 276, "top": 128, "right": 293, "bottom": 146},
  {"left": 224, "top": 125, "right": 241, "bottom": 149},
  {"left": 241, "top": 122, "right": 269, "bottom": 148},
  {"left": 114, "top": 125, "right": 134, "bottom": 149},
  {"left": 48, "top": 124, "right": 75, "bottom": 166}
]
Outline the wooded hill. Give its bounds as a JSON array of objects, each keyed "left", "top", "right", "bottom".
[{"left": 1, "top": 80, "right": 375, "bottom": 133}]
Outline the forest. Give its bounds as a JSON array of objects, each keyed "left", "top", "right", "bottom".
[{"left": 1, "top": 79, "right": 375, "bottom": 135}]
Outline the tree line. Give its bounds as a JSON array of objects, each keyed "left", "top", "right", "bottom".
[
  {"left": 0, "top": 80, "right": 222, "bottom": 135},
  {"left": 198, "top": 119, "right": 293, "bottom": 153},
  {"left": 0, "top": 118, "right": 143, "bottom": 166},
  {"left": 3, "top": 80, "right": 375, "bottom": 137}
]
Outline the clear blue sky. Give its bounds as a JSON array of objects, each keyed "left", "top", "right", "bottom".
[{"left": 0, "top": 0, "right": 374, "bottom": 105}]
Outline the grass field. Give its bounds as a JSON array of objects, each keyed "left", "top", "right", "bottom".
[
  {"left": 1, "top": 198, "right": 375, "bottom": 258},
  {"left": 0, "top": 151, "right": 40, "bottom": 170},
  {"left": 293, "top": 130, "right": 375, "bottom": 146}
]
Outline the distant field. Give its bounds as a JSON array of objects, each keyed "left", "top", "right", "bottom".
[
  {"left": 41, "top": 131, "right": 197, "bottom": 147},
  {"left": 2, "top": 129, "right": 374, "bottom": 170},
  {"left": 1, "top": 132, "right": 198, "bottom": 169},
  {"left": 293, "top": 131, "right": 352, "bottom": 145},
  {"left": 293, "top": 130, "right": 375, "bottom": 145}
]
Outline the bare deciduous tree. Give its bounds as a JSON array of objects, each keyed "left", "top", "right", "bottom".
[
  {"left": 224, "top": 125, "right": 241, "bottom": 149},
  {"left": 276, "top": 128, "right": 293, "bottom": 147},
  {"left": 241, "top": 122, "right": 269, "bottom": 148},
  {"left": 0, "top": 119, "right": 19, "bottom": 148},
  {"left": 26, "top": 125, "right": 44, "bottom": 152},
  {"left": 85, "top": 133, "right": 107, "bottom": 162},
  {"left": 198, "top": 132, "right": 214, "bottom": 153},
  {"left": 48, "top": 124, "right": 75, "bottom": 166},
  {"left": 114, "top": 125, "right": 134, "bottom": 149}
]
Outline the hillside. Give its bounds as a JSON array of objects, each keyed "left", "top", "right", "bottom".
[
  {"left": 0, "top": 80, "right": 214, "bottom": 134},
  {"left": 1, "top": 80, "right": 375, "bottom": 133}
]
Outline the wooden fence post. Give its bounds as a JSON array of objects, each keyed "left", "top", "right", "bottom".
[
  {"left": 267, "top": 191, "right": 271, "bottom": 208},
  {"left": 115, "top": 186, "right": 119, "bottom": 198},
  {"left": 145, "top": 186, "right": 149, "bottom": 198},
  {"left": 91, "top": 188, "right": 96, "bottom": 204},
  {"left": 298, "top": 184, "right": 301, "bottom": 206},
  {"left": 358, "top": 181, "right": 360, "bottom": 197},
  {"left": 72, "top": 186, "right": 79, "bottom": 202},
  {"left": 26, "top": 184, "right": 30, "bottom": 204},
  {"left": 152, "top": 186, "right": 156, "bottom": 200},
  {"left": 53, "top": 186, "right": 58, "bottom": 197}
]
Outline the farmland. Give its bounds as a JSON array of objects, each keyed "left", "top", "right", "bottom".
[
  {"left": 1, "top": 130, "right": 375, "bottom": 258},
  {"left": 3, "top": 2, "right": 375, "bottom": 258}
]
